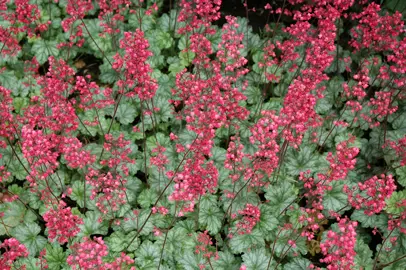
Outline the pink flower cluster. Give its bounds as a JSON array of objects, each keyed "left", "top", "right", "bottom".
[
  {"left": 195, "top": 230, "right": 217, "bottom": 260},
  {"left": 224, "top": 136, "right": 245, "bottom": 182},
  {"left": 350, "top": 3, "right": 404, "bottom": 52},
  {"left": 43, "top": 201, "right": 83, "bottom": 244},
  {"left": 60, "top": 0, "right": 93, "bottom": 47},
  {"left": 151, "top": 206, "right": 169, "bottom": 215},
  {"left": 235, "top": 204, "right": 261, "bottom": 235},
  {"left": 320, "top": 139, "right": 359, "bottom": 182},
  {"left": 344, "top": 174, "right": 396, "bottom": 216},
  {"left": 68, "top": 238, "right": 107, "bottom": 269},
  {"left": 150, "top": 144, "right": 169, "bottom": 172},
  {"left": 67, "top": 237, "right": 134, "bottom": 269},
  {"left": 276, "top": 70, "right": 328, "bottom": 148},
  {"left": 0, "top": 86, "right": 14, "bottom": 141},
  {"left": 169, "top": 4, "right": 250, "bottom": 212},
  {"left": 169, "top": 156, "right": 218, "bottom": 212},
  {"left": 0, "top": 238, "right": 28, "bottom": 269},
  {"left": 21, "top": 126, "right": 60, "bottom": 183},
  {"left": 101, "top": 133, "right": 134, "bottom": 175},
  {"left": 388, "top": 136, "right": 406, "bottom": 166},
  {"left": 113, "top": 30, "right": 157, "bottom": 100},
  {"left": 319, "top": 218, "right": 357, "bottom": 270},
  {"left": 216, "top": 16, "right": 248, "bottom": 76},
  {"left": 86, "top": 168, "right": 127, "bottom": 215},
  {"left": 177, "top": 0, "right": 221, "bottom": 34},
  {"left": 388, "top": 200, "right": 406, "bottom": 235},
  {"left": 0, "top": 0, "right": 47, "bottom": 56},
  {"left": 36, "top": 56, "right": 78, "bottom": 132},
  {"left": 73, "top": 75, "right": 114, "bottom": 111},
  {"left": 249, "top": 111, "right": 280, "bottom": 183},
  {"left": 60, "top": 137, "right": 96, "bottom": 169},
  {"left": 299, "top": 171, "right": 326, "bottom": 241},
  {"left": 0, "top": 86, "right": 14, "bottom": 181}
]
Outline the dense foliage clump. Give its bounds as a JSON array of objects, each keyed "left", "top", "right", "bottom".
[{"left": 0, "top": 0, "right": 405, "bottom": 269}]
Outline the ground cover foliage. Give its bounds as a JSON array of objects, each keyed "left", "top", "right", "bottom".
[{"left": 0, "top": 0, "right": 406, "bottom": 269}]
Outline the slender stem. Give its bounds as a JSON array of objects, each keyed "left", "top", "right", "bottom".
[
  {"left": 373, "top": 228, "right": 396, "bottom": 270},
  {"left": 376, "top": 253, "right": 406, "bottom": 270},
  {"left": 125, "top": 135, "right": 199, "bottom": 250},
  {"left": 267, "top": 227, "right": 284, "bottom": 269}
]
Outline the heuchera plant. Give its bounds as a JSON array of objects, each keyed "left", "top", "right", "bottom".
[{"left": 0, "top": 0, "right": 405, "bottom": 269}]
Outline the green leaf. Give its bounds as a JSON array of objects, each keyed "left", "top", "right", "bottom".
[
  {"left": 88, "top": 35, "right": 112, "bottom": 58},
  {"left": 270, "top": 228, "right": 307, "bottom": 257},
  {"left": 82, "top": 19, "right": 104, "bottom": 37},
  {"left": 155, "top": 226, "right": 196, "bottom": 254},
  {"left": 177, "top": 251, "right": 206, "bottom": 270},
  {"left": 242, "top": 248, "right": 269, "bottom": 270},
  {"left": 178, "top": 35, "right": 189, "bottom": 51},
  {"left": 199, "top": 205, "right": 223, "bottom": 234},
  {"left": 315, "top": 92, "right": 334, "bottom": 115},
  {"left": 143, "top": 96, "right": 173, "bottom": 128},
  {"left": 265, "top": 181, "right": 298, "bottom": 214},
  {"left": 146, "top": 132, "right": 171, "bottom": 150},
  {"left": 256, "top": 205, "right": 278, "bottom": 235},
  {"left": 16, "top": 257, "right": 40, "bottom": 270},
  {"left": 157, "top": 10, "right": 186, "bottom": 37},
  {"left": 149, "top": 54, "right": 166, "bottom": 69},
  {"left": 285, "top": 146, "right": 321, "bottom": 176},
  {"left": 122, "top": 209, "right": 154, "bottom": 236},
  {"left": 78, "top": 109, "right": 109, "bottom": 136},
  {"left": 105, "top": 231, "right": 140, "bottom": 252},
  {"left": 99, "top": 68, "right": 119, "bottom": 83},
  {"left": 135, "top": 240, "right": 161, "bottom": 269},
  {"left": 116, "top": 103, "right": 137, "bottom": 125},
  {"left": 354, "top": 238, "right": 373, "bottom": 270},
  {"left": 0, "top": 70, "right": 18, "bottom": 91},
  {"left": 148, "top": 168, "right": 171, "bottom": 192},
  {"left": 0, "top": 146, "right": 13, "bottom": 164},
  {"left": 99, "top": 56, "right": 120, "bottom": 83},
  {"left": 156, "top": 74, "right": 174, "bottom": 98},
  {"left": 245, "top": 86, "right": 262, "bottom": 105},
  {"left": 351, "top": 210, "right": 388, "bottom": 230},
  {"left": 167, "top": 57, "right": 185, "bottom": 75},
  {"left": 31, "top": 39, "right": 59, "bottom": 65},
  {"left": 386, "top": 190, "right": 406, "bottom": 215},
  {"left": 396, "top": 166, "right": 406, "bottom": 187},
  {"left": 323, "top": 180, "right": 349, "bottom": 214},
  {"left": 178, "top": 129, "right": 197, "bottom": 146},
  {"left": 229, "top": 229, "right": 265, "bottom": 254},
  {"left": 200, "top": 194, "right": 218, "bottom": 210},
  {"left": 234, "top": 17, "right": 254, "bottom": 55},
  {"left": 384, "top": 0, "right": 406, "bottom": 14},
  {"left": 325, "top": 46, "right": 351, "bottom": 74},
  {"left": 70, "top": 180, "right": 92, "bottom": 208},
  {"left": 8, "top": 158, "right": 29, "bottom": 180},
  {"left": 284, "top": 257, "right": 311, "bottom": 270},
  {"left": 0, "top": 201, "right": 27, "bottom": 236},
  {"left": 77, "top": 211, "right": 109, "bottom": 238},
  {"left": 179, "top": 50, "right": 195, "bottom": 66},
  {"left": 137, "top": 188, "right": 158, "bottom": 208},
  {"left": 45, "top": 243, "right": 68, "bottom": 270},
  {"left": 155, "top": 29, "right": 173, "bottom": 49},
  {"left": 223, "top": 189, "right": 260, "bottom": 214},
  {"left": 128, "top": 11, "right": 155, "bottom": 32},
  {"left": 211, "top": 147, "right": 226, "bottom": 166},
  {"left": 27, "top": 191, "right": 44, "bottom": 210},
  {"left": 11, "top": 223, "right": 47, "bottom": 256},
  {"left": 13, "top": 97, "right": 29, "bottom": 113},
  {"left": 212, "top": 251, "right": 240, "bottom": 270},
  {"left": 124, "top": 177, "right": 143, "bottom": 203},
  {"left": 7, "top": 184, "right": 24, "bottom": 197}
]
